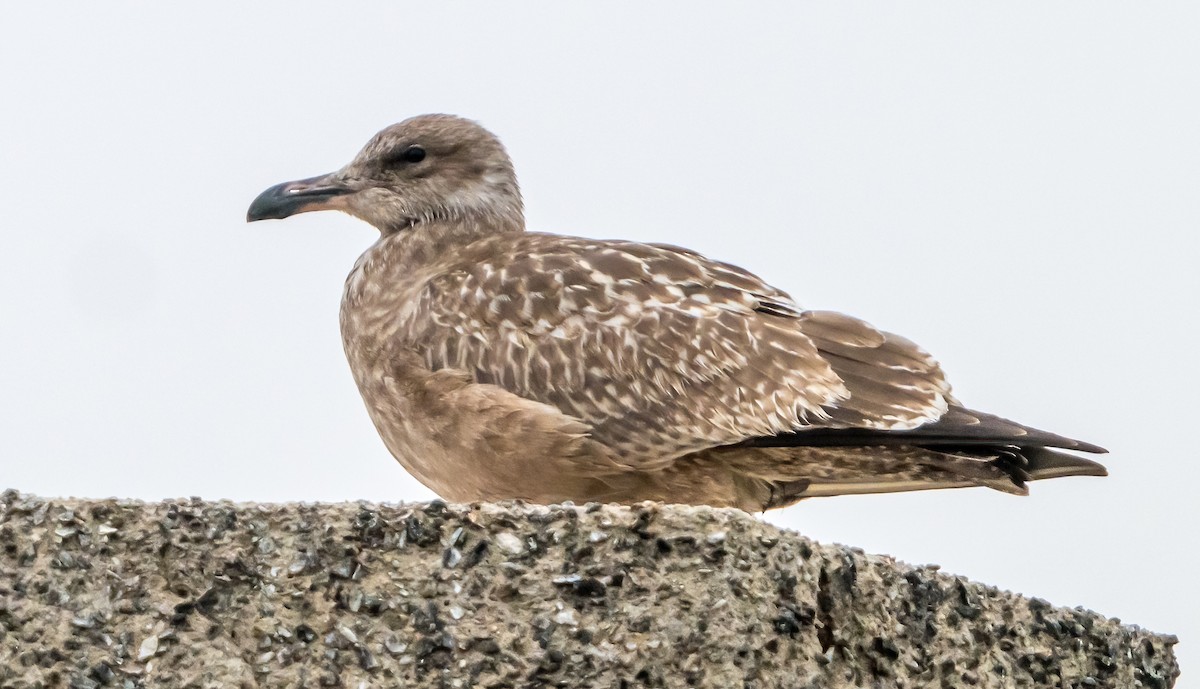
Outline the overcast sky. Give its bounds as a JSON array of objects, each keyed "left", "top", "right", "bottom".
[{"left": 1, "top": 2, "right": 1195, "bottom": 674}]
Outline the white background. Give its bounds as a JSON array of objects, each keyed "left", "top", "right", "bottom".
[{"left": 1, "top": 3, "right": 1195, "bottom": 676}]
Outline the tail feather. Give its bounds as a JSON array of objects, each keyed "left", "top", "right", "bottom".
[
  {"left": 1022, "top": 447, "right": 1109, "bottom": 480},
  {"left": 754, "top": 444, "right": 1107, "bottom": 509}
]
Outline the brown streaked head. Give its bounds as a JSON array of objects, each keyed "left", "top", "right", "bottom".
[{"left": 246, "top": 114, "right": 524, "bottom": 234}]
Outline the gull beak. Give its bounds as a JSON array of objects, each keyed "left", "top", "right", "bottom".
[{"left": 246, "top": 173, "right": 354, "bottom": 222}]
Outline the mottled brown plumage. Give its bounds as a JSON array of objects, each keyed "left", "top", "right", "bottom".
[{"left": 247, "top": 114, "right": 1106, "bottom": 511}]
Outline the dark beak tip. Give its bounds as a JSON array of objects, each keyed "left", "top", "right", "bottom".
[
  {"left": 246, "top": 182, "right": 291, "bottom": 223},
  {"left": 246, "top": 175, "right": 352, "bottom": 224}
]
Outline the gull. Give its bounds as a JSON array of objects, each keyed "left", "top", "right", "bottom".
[{"left": 247, "top": 114, "right": 1106, "bottom": 511}]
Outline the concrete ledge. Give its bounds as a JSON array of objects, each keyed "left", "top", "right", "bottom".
[{"left": 0, "top": 490, "right": 1178, "bottom": 688}]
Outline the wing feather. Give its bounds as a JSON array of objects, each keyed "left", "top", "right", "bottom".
[
  {"left": 798, "top": 311, "right": 953, "bottom": 430},
  {"left": 396, "top": 233, "right": 849, "bottom": 467},
  {"left": 392, "top": 232, "right": 1102, "bottom": 482}
]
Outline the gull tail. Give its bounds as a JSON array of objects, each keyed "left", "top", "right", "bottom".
[{"left": 756, "top": 444, "right": 1107, "bottom": 509}]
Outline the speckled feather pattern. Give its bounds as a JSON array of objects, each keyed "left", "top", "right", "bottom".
[{"left": 388, "top": 233, "right": 958, "bottom": 463}]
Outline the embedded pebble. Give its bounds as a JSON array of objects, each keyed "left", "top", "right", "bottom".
[
  {"left": 137, "top": 635, "right": 158, "bottom": 661},
  {"left": 494, "top": 531, "right": 525, "bottom": 555}
]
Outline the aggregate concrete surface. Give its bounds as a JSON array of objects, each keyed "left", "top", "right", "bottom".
[{"left": 0, "top": 490, "right": 1179, "bottom": 688}]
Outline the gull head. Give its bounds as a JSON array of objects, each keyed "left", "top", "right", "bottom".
[{"left": 247, "top": 114, "right": 524, "bottom": 234}]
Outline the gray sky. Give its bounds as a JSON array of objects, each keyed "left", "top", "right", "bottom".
[{"left": 2, "top": 2, "right": 1196, "bottom": 673}]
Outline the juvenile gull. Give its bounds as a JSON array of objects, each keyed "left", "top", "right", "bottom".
[{"left": 247, "top": 114, "right": 1106, "bottom": 511}]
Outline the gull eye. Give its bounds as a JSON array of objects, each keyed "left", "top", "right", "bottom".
[{"left": 390, "top": 145, "right": 426, "bottom": 165}]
